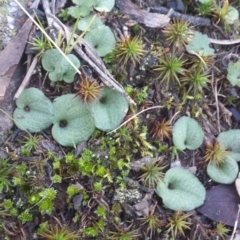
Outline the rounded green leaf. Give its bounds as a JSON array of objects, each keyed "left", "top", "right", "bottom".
[
  {"left": 78, "top": 15, "right": 103, "bottom": 31},
  {"left": 196, "top": 0, "right": 211, "bottom": 3},
  {"left": 186, "top": 31, "right": 214, "bottom": 56},
  {"left": 89, "top": 86, "right": 129, "bottom": 132},
  {"left": 68, "top": 0, "right": 96, "bottom": 18},
  {"left": 224, "top": 6, "right": 239, "bottom": 25},
  {"left": 227, "top": 61, "right": 240, "bottom": 87},
  {"left": 42, "top": 49, "right": 80, "bottom": 83},
  {"left": 13, "top": 88, "right": 53, "bottom": 132},
  {"left": 52, "top": 94, "right": 95, "bottom": 147},
  {"left": 207, "top": 156, "right": 238, "bottom": 184},
  {"left": 156, "top": 167, "right": 206, "bottom": 211},
  {"left": 217, "top": 129, "right": 240, "bottom": 162},
  {"left": 68, "top": 6, "right": 90, "bottom": 18},
  {"left": 84, "top": 26, "right": 116, "bottom": 57},
  {"left": 93, "top": 0, "right": 115, "bottom": 12},
  {"left": 172, "top": 116, "right": 204, "bottom": 151}
]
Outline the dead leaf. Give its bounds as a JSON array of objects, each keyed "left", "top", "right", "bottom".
[
  {"left": 0, "top": 18, "right": 32, "bottom": 102},
  {"left": 197, "top": 184, "right": 240, "bottom": 227},
  {"left": 116, "top": 0, "right": 170, "bottom": 28}
]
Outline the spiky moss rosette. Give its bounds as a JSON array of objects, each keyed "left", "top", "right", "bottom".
[
  {"left": 52, "top": 94, "right": 95, "bottom": 147},
  {"left": 84, "top": 25, "right": 116, "bottom": 57},
  {"left": 13, "top": 88, "right": 53, "bottom": 132},
  {"left": 156, "top": 167, "right": 206, "bottom": 211},
  {"left": 172, "top": 116, "right": 204, "bottom": 151},
  {"left": 217, "top": 129, "right": 240, "bottom": 161},
  {"left": 41, "top": 49, "right": 80, "bottom": 83},
  {"left": 207, "top": 155, "right": 238, "bottom": 184},
  {"left": 88, "top": 86, "right": 129, "bottom": 132}
]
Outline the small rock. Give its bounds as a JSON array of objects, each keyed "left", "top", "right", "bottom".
[
  {"left": 73, "top": 194, "right": 83, "bottom": 210},
  {"left": 228, "top": 106, "right": 240, "bottom": 122},
  {"left": 167, "top": 0, "right": 185, "bottom": 13},
  {"left": 40, "top": 139, "right": 60, "bottom": 152},
  {"left": 0, "top": 150, "right": 7, "bottom": 159}
]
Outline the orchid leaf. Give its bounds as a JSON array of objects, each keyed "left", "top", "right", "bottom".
[{"left": 156, "top": 167, "right": 206, "bottom": 211}]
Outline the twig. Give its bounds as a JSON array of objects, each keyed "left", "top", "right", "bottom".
[
  {"left": 41, "top": 0, "right": 53, "bottom": 27},
  {"left": 169, "top": 111, "right": 180, "bottom": 124},
  {"left": 230, "top": 204, "right": 240, "bottom": 240},
  {"left": 150, "top": 6, "right": 211, "bottom": 26},
  {"left": 209, "top": 38, "right": 240, "bottom": 45},
  {"left": 51, "top": 0, "right": 56, "bottom": 15},
  {"left": 14, "top": 57, "right": 38, "bottom": 99},
  {"left": 107, "top": 105, "right": 164, "bottom": 134},
  {"left": 212, "top": 72, "right": 220, "bottom": 134}
]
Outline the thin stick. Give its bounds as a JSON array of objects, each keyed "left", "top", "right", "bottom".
[
  {"left": 212, "top": 72, "right": 220, "bottom": 133},
  {"left": 189, "top": 51, "right": 207, "bottom": 69},
  {"left": 13, "top": 0, "right": 81, "bottom": 76},
  {"left": 14, "top": 56, "right": 38, "bottom": 99},
  {"left": 107, "top": 105, "right": 164, "bottom": 134},
  {"left": 169, "top": 111, "right": 180, "bottom": 124},
  {"left": 230, "top": 204, "right": 240, "bottom": 240},
  {"left": 150, "top": 6, "right": 211, "bottom": 26}
]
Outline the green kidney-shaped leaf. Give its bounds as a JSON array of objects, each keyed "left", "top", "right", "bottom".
[
  {"left": 93, "top": 0, "right": 115, "bottom": 12},
  {"left": 42, "top": 49, "right": 80, "bottom": 83},
  {"left": 88, "top": 86, "right": 129, "bottom": 132},
  {"left": 84, "top": 26, "right": 116, "bottom": 57},
  {"left": 227, "top": 61, "right": 240, "bottom": 87},
  {"left": 217, "top": 129, "right": 240, "bottom": 162},
  {"left": 207, "top": 156, "right": 238, "bottom": 184},
  {"left": 52, "top": 94, "right": 95, "bottom": 147},
  {"left": 67, "top": 6, "right": 90, "bottom": 18},
  {"left": 13, "top": 88, "right": 53, "bottom": 132},
  {"left": 196, "top": 0, "right": 212, "bottom": 3},
  {"left": 224, "top": 6, "right": 239, "bottom": 25},
  {"left": 156, "top": 167, "right": 206, "bottom": 211},
  {"left": 172, "top": 116, "right": 204, "bottom": 151},
  {"left": 78, "top": 15, "right": 103, "bottom": 31},
  {"left": 186, "top": 31, "right": 214, "bottom": 56},
  {"left": 68, "top": 0, "right": 96, "bottom": 17},
  {"left": 72, "top": 0, "right": 95, "bottom": 4}
]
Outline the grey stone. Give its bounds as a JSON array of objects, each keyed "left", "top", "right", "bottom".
[{"left": 73, "top": 194, "right": 83, "bottom": 210}]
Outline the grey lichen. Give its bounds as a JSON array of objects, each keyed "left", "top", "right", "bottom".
[
  {"left": 0, "top": 0, "right": 27, "bottom": 50},
  {"left": 113, "top": 188, "right": 142, "bottom": 204}
]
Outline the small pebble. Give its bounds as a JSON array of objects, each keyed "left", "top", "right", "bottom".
[
  {"left": 228, "top": 106, "right": 240, "bottom": 122},
  {"left": 73, "top": 194, "right": 83, "bottom": 210},
  {"left": 167, "top": 0, "right": 185, "bottom": 12}
]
